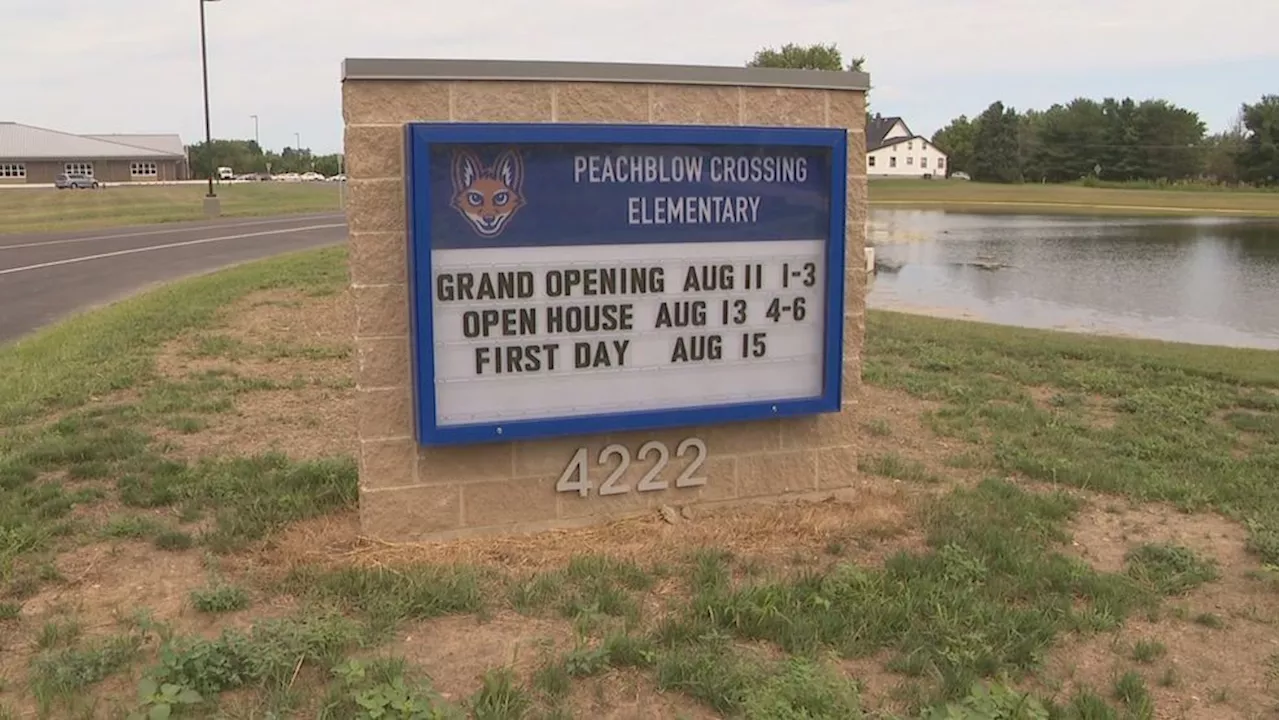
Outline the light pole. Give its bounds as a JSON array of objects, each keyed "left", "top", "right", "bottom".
[
  {"left": 250, "top": 114, "right": 259, "bottom": 147},
  {"left": 199, "top": 0, "right": 220, "bottom": 213}
]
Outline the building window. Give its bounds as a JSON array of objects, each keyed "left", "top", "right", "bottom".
[
  {"left": 938, "top": 157, "right": 946, "bottom": 169},
  {"left": 907, "top": 157, "right": 914, "bottom": 166},
  {"left": 907, "top": 141, "right": 913, "bottom": 150},
  {"left": 889, "top": 157, "right": 897, "bottom": 168},
  {"left": 0, "top": 163, "right": 25, "bottom": 178},
  {"left": 131, "top": 161, "right": 158, "bottom": 178},
  {"left": 868, "top": 156, "right": 876, "bottom": 167},
  {"left": 65, "top": 162, "right": 94, "bottom": 176},
  {"left": 920, "top": 157, "right": 926, "bottom": 167}
]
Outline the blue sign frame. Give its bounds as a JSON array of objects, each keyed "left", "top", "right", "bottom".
[{"left": 405, "top": 122, "right": 848, "bottom": 446}]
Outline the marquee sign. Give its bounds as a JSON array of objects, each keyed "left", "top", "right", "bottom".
[{"left": 405, "top": 123, "right": 848, "bottom": 446}]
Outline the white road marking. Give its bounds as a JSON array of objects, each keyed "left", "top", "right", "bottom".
[
  {"left": 0, "top": 213, "right": 345, "bottom": 251},
  {"left": 0, "top": 223, "right": 347, "bottom": 276}
]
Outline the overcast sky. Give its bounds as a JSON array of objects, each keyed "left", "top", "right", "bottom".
[{"left": 5, "top": 0, "right": 1277, "bottom": 154}]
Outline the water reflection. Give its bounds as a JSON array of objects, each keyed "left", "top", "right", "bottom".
[{"left": 866, "top": 210, "right": 1279, "bottom": 349}]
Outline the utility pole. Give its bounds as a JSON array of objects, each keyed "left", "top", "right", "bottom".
[
  {"left": 199, "top": 0, "right": 221, "bottom": 215},
  {"left": 250, "top": 114, "right": 259, "bottom": 147}
]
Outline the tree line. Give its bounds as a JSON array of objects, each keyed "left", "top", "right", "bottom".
[
  {"left": 932, "top": 95, "right": 1278, "bottom": 186},
  {"left": 744, "top": 42, "right": 1277, "bottom": 187},
  {"left": 187, "top": 139, "right": 344, "bottom": 179}
]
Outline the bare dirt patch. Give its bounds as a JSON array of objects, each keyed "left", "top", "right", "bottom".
[
  {"left": 1042, "top": 498, "right": 1280, "bottom": 719},
  {"left": 854, "top": 384, "right": 985, "bottom": 485},
  {"left": 150, "top": 288, "right": 356, "bottom": 460},
  {"left": 381, "top": 612, "right": 576, "bottom": 704},
  {"left": 1027, "top": 385, "right": 1118, "bottom": 429},
  {"left": 565, "top": 668, "right": 722, "bottom": 719}
]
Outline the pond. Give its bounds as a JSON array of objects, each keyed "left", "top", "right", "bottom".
[{"left": 865, "top": 210, "right": 1280, "bottom": 350}]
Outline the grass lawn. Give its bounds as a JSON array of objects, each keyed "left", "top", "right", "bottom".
[
  {"left": 0, "top": 248, "right": 1276, "bottom": 718},
  {"left": 869, "top": 179, "right": 1280, "bottom": 217},
  {"left": 0, "top": 182, "right": 342, "bottom": 235}
]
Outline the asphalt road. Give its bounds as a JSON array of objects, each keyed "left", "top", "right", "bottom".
[{"left": 0, "top": 213, "right": 348, "bottom": 344}]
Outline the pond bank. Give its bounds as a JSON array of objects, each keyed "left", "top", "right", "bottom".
[{"left": 868, "top": 179, "right": 1279, "bottom": 218}]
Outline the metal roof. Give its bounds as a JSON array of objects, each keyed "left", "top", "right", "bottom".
[
  {"left": 83, "top": 133, "right": 185, "bottom": 156},
  {"left": 0, "top": 122, "right": 185, "bottom": 160}
]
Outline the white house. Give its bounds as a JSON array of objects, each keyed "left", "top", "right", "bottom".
[{"left": 865, "top": 115, "right": 948, "bottom": 178}]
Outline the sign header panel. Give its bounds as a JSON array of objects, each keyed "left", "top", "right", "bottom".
[{"left": 406, "top": 123, "right": 848, "bottom": 446}]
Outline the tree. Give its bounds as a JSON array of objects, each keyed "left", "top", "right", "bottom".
[
  {"left": 971, "top": 101, "right": 1022, "bottom": 183},
  {"left": 1236, "top": 94, "right": 1278, "bottom": 185},
  {"left": 1132, "top": 99, "right": 1204, "bottom": 181},
  {"left": 931, "top": 116, "right": 977, "bottom": 175},
  {"left": 747, "top": 43, "right": 846, "bottom": 71},
  {"left": 186, "top": 138, "right": 343, "bottom": 178},
  {"left": 1203, "top": 127, "right": 1246, "bottom": 183}
]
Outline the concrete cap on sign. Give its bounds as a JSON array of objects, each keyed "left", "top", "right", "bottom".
[{"left": 341, "top": 57, "right": 871, "bottom": 91}]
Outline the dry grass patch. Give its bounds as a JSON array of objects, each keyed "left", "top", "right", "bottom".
[
  {"left": 1035, "top": 495, "right": 1280, "bottom": 719},
  {"left": 563, "top": 667, "right": 722, "bottom": 719},
  {"left": 262, "top": 485, "right": 925, "bottom": 578},
  {"left": 148, "top": 287, "right": 356, "bottom": 460},
  {"left": 379, "top": 612, "right": 577, "bottom": 703}
]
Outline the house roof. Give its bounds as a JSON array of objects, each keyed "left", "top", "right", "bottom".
[
  {"left": 869, "top": 136, "right": 936, "bottom": 153},
  {"left": 0, "top": 122, "right": 185, "bottom": 160},
  {"left": 866, "top": 115, "right": 907, "bottom": 152}
]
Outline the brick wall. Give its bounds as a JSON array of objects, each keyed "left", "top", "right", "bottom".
[{"left": 342, "top": 67, "right": 868, "bottom": 542}]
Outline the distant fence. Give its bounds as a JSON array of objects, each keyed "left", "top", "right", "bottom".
[{"left": 0, "top": 179, "right": 344, "bottom": 190}]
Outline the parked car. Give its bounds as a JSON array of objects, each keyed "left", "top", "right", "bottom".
[
  {"left": 273, "top": 172, "right": 302, "bottom": 182},
  {"left": 327, "top": 174, "right": 347, "bottom": 182},
  {"left": 300, "top": 171, "right": 326, "bottom": 182},
  {"left": 949, "top": 171, "right": 972, "bottom": 181},
  {"left": 55, "top": 173, "right": 99, "bottom": 189}
]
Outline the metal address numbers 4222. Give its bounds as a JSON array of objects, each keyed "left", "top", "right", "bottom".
[{"left": 555, "top": 437, "right": 709, "bottom": 497}]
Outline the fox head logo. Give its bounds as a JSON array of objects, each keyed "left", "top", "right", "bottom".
[{"left": 449, "top": 149, "right": 526, "bottom": 237}]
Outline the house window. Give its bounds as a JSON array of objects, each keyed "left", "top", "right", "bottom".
[
  {"left": 131, "top": 161, "right": 158, "bottom": 177},
  {"left": 0, "top": 163, "right": 25, "bottom": 178},
  {"left": 65, "top": 162, "right": 94, "bottom": 176},
  {"left": 889, "top": 157, "right": 897, "bottom": 168},
  {"left": 938, "top": 157, "right": 946, "bottom": 169},
  {"left": 868, "top": 156, "right": 876, "bottom": 167},
  {"left": 907, "top": 141, "right": 913, "bottom": 150},
  {"left": 920, "top": 157, "right": 926, "bottom": 167},
  {"left": 907, "top": 157, "right": 914, "bottom": 166}
]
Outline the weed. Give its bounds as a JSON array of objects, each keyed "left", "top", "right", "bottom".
[
  {"left": 190, "top": 583, "right": 250, "bottom": 613},
  {"left": 1158, "top": 666, "right": 1178, "bottom": 687},
  {"left": 739, "top": 656, "right": 863, "bottom": 720},
  {"left": 29, "top": 633, "right": 142, "bottom": 714},
  {"left": 1124, "top": 544, "right": 1219, "bottom": 595},
  {"left": 532, "top": 661, "right": 571, "bottom": 699},
  {"left": 101, "top": 514, "right": 163, "bottom": 539},
  {"left": 324, "top": 658, "right": 462, "bottom": 719},
  {"left": 150, "top": 613, "right": 359, "bottom": 696},
  {"left": 470, "top": 668, "right": 532, "bottom": 720},
  {"left": 287, "top": 564, "right": 485, "bottom": 636},
  {"left": 1192, "top": 612, "right": 1225, "bottom": 629},
  {"left": 154, "top": 530, "right": 195, "bottom": 551},
  {"left": 1130, "top": 639, "right": 1166, "bottom": 664},
  {"left": 1112, "top": 671, "right": 1152, "bottom": 717},
  {"left": 0, "top": 601, "right": 20, "bottom": 620},
  {"left": 163, "top": 415, "right": 207, "bottom": 434},
  {"left": 127, "top": 678, "right": 203, "bottom": 720},
  {"left": 35, "top": 618, "right": 82, "bottom": 649},
  {"left": 864, "top": 418, "right": 893, "bottom": 437},
  {"left": 858, "top": 452, "right": 939, "bottom": 483},
  {"left": 921, "top": 679, "right": 1049, "bottom": 719}
]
